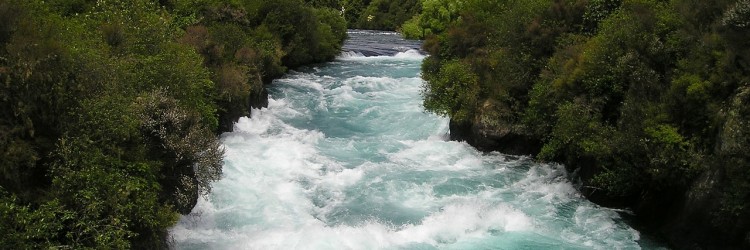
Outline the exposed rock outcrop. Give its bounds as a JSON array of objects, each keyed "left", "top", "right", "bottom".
[
  {"left": 217, "top": 84, "right": 269, "bottom": 133},
  {"left": 449, "top": 101, "right": 541, "bottom": 155},
  {"left": 663, "top": 85, "right": 750, "bottom": 249}
]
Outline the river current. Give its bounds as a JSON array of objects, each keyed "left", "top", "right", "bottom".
[{"left": 171, "top": 30, "right": 666, "bottom": 249}]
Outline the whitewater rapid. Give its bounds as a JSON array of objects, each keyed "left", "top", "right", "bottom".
[{"left": 170, "top": 31, "right": 665, "bottom": 250}]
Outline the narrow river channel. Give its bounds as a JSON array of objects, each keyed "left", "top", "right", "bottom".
[{"left": 171, "top": 30, "right": 666, "bottom": 250}]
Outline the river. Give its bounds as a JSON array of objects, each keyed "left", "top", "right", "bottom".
[{"left": 170, "top": 30, "right": 666, "bottom": 249}]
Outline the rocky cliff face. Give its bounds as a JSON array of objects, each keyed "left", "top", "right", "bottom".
[
  {"left": 675, "top": 85, "right": 750, "bottom": 249},
  {"left": 217, "top": 85, "right": 270, "bottom": 133},
  {"left": 449, "top": 101, "right": 541, "bottom": 155}
]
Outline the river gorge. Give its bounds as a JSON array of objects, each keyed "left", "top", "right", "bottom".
[{"left": 170, "top": 30, "right": 666, "bottom": 250}]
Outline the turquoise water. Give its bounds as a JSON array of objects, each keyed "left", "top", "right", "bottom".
[{"left": 171, "top": 31, "right": 665, "bottom": 249}]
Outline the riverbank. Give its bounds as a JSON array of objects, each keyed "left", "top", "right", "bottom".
[
  {"left": 417, "top": 1, "right": 750, "bottom": 248},
  {"left": 0, "top": 1, "right": 347, "bottom": 248}
]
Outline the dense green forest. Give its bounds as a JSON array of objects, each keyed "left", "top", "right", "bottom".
[
  {"left": 306, "top": 0, "right": 423, "bottom": 31},
  {"left": 3, "top": 0, "right": 748, "bottom": 248},
  {"left": 417, "top": 0, "right": 749, "bottom": 248},
  {"left": 0, "top": 0, "right": 345, "bottom": 247}
]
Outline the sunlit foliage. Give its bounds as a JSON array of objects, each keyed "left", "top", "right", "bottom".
[
  {"left": 0, "top": 0, "right": 345, "bottom": 247},
  {"left": 421, "top": 1, "right": 750, "bottom": 245}
]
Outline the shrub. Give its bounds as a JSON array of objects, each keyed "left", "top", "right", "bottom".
[
  {"left": 422, "top": 60, "right": 479, "bottom": 122},
  {"left": 135, "top": 90, "right": 223, "bottom": 213}
]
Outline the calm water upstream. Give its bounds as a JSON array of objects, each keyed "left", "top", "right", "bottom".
[{"left": 171, "top": 30, "right": 666, "bottom": 250}]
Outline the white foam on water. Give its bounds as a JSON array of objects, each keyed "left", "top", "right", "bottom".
[
  {"left": 337, "top": 49, "right": 425, "bottom": 61},
  {"left": 344, "top": 76, "right": 400, "bottom": 92},
  {"left": 394, "top": 49, "right": 426, "bottom": 60},
  {"left": 388, "top": 139, "right": 484, "bottom": 171},
  {"left": 171, "top": 39, "right": 654, "bottom": 250},
  {"left": 338, "top": 50, "right": 366, "bottom": 58}
]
